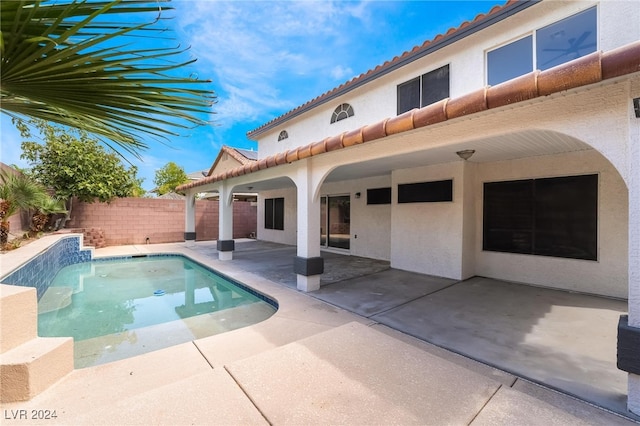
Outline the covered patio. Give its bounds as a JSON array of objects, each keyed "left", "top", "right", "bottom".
[
  {"left": 175, "top": 49, "right": 640, "bottom": 415},
  {"left": 205, "top": 239, "right": 629, "bottom": 417}
]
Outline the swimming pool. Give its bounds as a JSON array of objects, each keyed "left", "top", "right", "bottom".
[{"left": 37, "top": 254, "right": 277, "bottom": 368}]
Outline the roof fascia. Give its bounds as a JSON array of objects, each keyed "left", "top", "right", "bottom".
[{"left": 247, "top": 0, "right": 540, "bottom": 140}]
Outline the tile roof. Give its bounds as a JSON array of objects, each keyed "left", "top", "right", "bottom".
[
  {"left": 207, "top": 145, "right": 258, "bottom": 177},
  {"left": 157, "top": 191, "right": 186, "bottom": 200},
  {"left": 187, "top": 170, "right": 208, "bottom": 180},
  {"left": 246, "top": 0, "right": 533, "bottom": 140},
  {"left": 177, "top": 40, "right": 640, "bottom": 193}
]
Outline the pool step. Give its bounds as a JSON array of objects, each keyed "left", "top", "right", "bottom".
[
  {"left": 0, "top": 285, "right": 38, "bottom": 353},
  {"left": 0, "top": 336, "right": 73, "bottom": 403},
  {"left": 38, "top": 286, "right": 73, "bottom": 314},
  {"left": 0, "top": 284, "right": 75, "bottom": 403}
]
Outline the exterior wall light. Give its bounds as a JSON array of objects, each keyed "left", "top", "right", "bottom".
[{"left": 456, "top": 149, "right": 476, "bottom": 161}]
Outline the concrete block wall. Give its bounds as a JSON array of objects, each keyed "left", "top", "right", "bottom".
[{"left": 66, "top": 198, "right": 256, "bottom": 246}]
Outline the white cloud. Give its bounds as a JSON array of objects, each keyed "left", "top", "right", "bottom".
[
  {"left": 0, "top": 116, "right": 30, "bottom": 169},
  {"left": 330, "top": 65, "right": 354, "bottom": 81},
  {"left": 174, "top": 1, "right": 374, "bottom": 127}
]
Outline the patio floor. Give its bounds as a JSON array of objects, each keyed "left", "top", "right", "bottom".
[
  {"left": 229, "top": 240, "right": 630, "bottom": 416},
  {"left": 1, "top": 237, "right": 636, "bottom": 424}
]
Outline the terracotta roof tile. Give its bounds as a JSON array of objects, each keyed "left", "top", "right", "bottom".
[{"left": 176, "top": 41, "right": 640, "bottom": 194}]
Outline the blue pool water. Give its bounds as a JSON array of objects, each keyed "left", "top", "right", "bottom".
[{"left": 37, "top": 254, "right": 276, "bottom": 367}]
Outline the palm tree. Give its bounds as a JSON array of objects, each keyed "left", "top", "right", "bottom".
[
  {"left": 1, "top": 0, "right": 215, "bottom": 156},
  {"left": 0, "top": 170, "right": 49, "bottom": 244}
]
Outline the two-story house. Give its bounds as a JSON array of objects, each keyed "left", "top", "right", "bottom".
[{"left": 177, "top": 0, "right": 640, "bottom": 413}]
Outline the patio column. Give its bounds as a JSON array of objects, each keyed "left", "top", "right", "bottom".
[
  {"left": 184, "top": 190, "right": 196, "bottom": 246},
  {"left": 622, "top": 114, "right": 640, "bottom": 415},
  {"left": 218, "top": 182, "right": 234, "bottom": 261},
  {"left": 295, "top": 163, "right": 322, "bottom": 292}
]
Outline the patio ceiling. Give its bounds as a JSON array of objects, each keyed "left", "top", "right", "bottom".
[{"left": 325, "top": 128, "right": 593, "bottom": 182}]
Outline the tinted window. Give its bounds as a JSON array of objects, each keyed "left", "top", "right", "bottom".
[
  {"left": 265, "top": 197, "right": 284, "bottom": 230},
  {"left": 422, "top": 64, "right": 449, "bottom": 107},
  {"left": 487, "top": 36, "right": 533, "bottom": 86},
  {"left": 398, "top": 180, "right": 453, "bottom": 203},
  {"left": 397, "top": 77, "right": 420, "bottom": 115},
  {"left": 537, "top": 7, "right": 597, "bottom": 70},
  {"left": 367, "top": 187, "right": 392, "bottom": 205},
  {"left": 483, "top": 175, "right": 597, "bottom": 260},
  {"left": 486, "top": 7, "right": 597, "bottom": 85}
]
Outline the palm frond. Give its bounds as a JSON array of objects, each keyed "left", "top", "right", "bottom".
[{"left": 1, "top": 0, "right": 216, "bottom": 156}]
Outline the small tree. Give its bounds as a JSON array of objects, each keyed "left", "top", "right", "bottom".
[
  {"left": 20, "top": 120, "right": 144, "bottom": 225},
  {"left": 154, "top": 162, "right": 189, "bottom": 196},
  {"left": 0, "top": 170, "right": 49, "bottom": 244}
]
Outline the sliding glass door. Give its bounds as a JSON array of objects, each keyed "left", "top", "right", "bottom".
[{"left": 320, "top": 195, "right": 350, "bottom": 250}]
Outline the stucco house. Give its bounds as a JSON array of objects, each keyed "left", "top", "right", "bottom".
[{"left": 177, "top": 0, "right": 640, "bottom": 413}]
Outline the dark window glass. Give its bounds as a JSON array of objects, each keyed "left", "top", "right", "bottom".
[
  {"left": 397, "top": 77, "right": 420, "bottom": 115},
  {"left": 397, "top": 65, "right": 450, "bottom": 115},
  {"left": 483, "top": 174, "right": 597, "bottom": 260},
  {"left": 367, "top": 187, "right": 391, "bottom": 205},
  {"left": 421, "top": 65, "right": 449, "bottom": 107},
  {"left": 487, "top": 36, "right": 533, "bottom": 86},
  {"left": 533, "top": 175, "right": 597, "bottom": 259},
  {"left": 537, "top": 7, "right": 597, "bottom": 70},
  {"left": 483, "top": 180, "right": 534, "bottom": 253},
  {"left": 265, "top": 198, "right": 274, "bottom": 229},
  {"left": 265, "top": 197, "right": 284, "bottom": 230},
  {"left": 398, "top": 180, "right": 453, "bottom": 203}
]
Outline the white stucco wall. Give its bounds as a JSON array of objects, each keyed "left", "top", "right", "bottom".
[
  {"left": 461, "top": 161, "right": 477, "bottom": 279},
  {"left": 475, "top": 150, "right": 628, "bottom": 299},
  {"left": 257, "top": 188, "right": 297, "bottom": 245},
  {"left": 390, "top": 161, "right": 466, "bottom": 279},
  {"left": 254, "top": 0, "right": 636, "bottom": 159},
  {"left": 321, "top": 175, "right": 392, "bottom": 261}
]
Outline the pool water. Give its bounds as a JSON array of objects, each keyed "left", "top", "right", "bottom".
[{"left": 38, "top": 255, "right": 276, "bottom": 368}]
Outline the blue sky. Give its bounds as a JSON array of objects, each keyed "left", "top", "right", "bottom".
[{"left": 1, "top": 0, "right": 500, "bottom": 191}]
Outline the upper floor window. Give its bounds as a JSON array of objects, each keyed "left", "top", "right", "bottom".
[
  {"left": 487, "top": 7, "right": 597, "bottom": 86},
  {"left": 331, "top": 103, "right": 354, "bottom": 123},
  {"left": 278, "top": 130, "right": 288, "bottom": 141},
  {"left": 397, "top": 64, "right": 449, "bottom": 115}
]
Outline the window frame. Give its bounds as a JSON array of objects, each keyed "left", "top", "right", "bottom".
[
  {"left": 330, "top": 103, "right": 354, "bottom": 124},
  {"left": 397, "top": 64, "right": 450, "bottom": 115},
  {"left": 367, "top": 187, "right": 392, "bottom": 205},
  {"left": 264, "top": 197, "right": 285, "bottom": 230},
  {"left": 397, "top": 179, "right": 453, "bottom": 204},
  {"left": 486, "top": 6, "right": 598, "bottom": 86},
  {"left": 482, "top": 174, "right": 598, "bottom": 261}
]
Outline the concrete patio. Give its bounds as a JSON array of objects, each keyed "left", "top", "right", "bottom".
[{"left": 1, "top": 237, "right": 636, "bottom": 424}]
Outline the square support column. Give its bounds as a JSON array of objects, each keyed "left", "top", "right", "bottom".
[
  {"left": 184, "top": 191, "right": 196, "bottom": 247},
  {"left": 218, "top": 183, "right": 234, "bottom": 261},
  {"left": 624, "top": 110, "right": 640, "bottom": 415},
  {"left": 296, "top": 164, "right": 322, "bottom": 292}
]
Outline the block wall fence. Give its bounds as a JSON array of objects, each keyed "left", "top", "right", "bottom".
[{"left": 64, "top": 198, "right": 257, "bottom": 247}]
